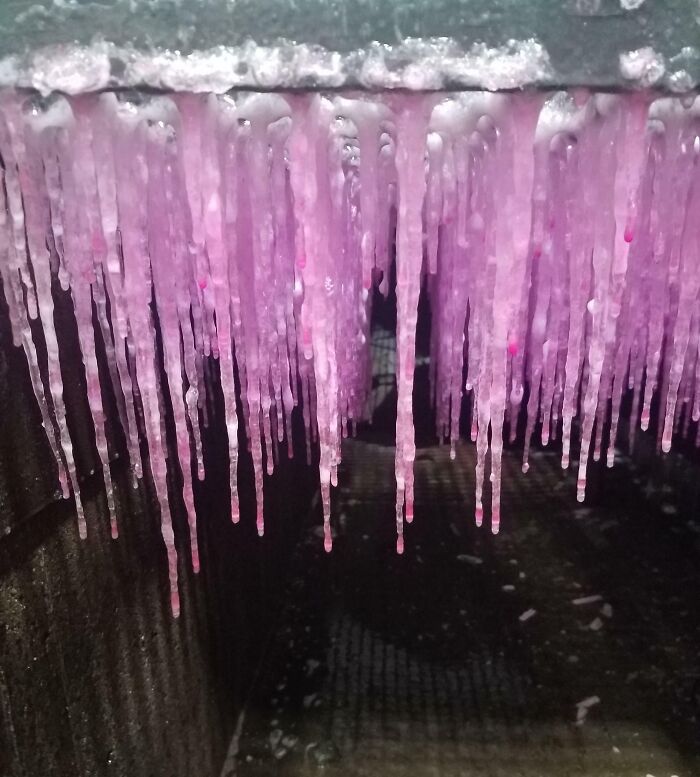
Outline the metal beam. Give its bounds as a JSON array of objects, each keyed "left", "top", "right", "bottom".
[{"left": 0, "top": 0, "right": 698, "bottom": 93}]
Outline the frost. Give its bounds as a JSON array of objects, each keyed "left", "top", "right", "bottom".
[{"left": 620, "top": 47, "right": 666, "bottom": 86}]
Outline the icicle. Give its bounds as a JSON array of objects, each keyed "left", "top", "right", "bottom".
[
  {"left": 0, "top": 93, "right": 86, "bottom": 535},
  {"left": 201, "top": 95, "right": 240, "bottom": 522},
  {"left": 288, "top": 95, "right": 341, "bottom": 551},
  {"left": 238, "top": 94, "right": 292, "bottom": 534},
  {"left": 0, "top": 160, "right": 70, "bottom": 498},
  {"left": 91, "top": 94, "right": 144, "bottom": 487},
  {"left": 269, "top": 116, "right": 296, "bottom": 459},
  {"left": 487, "top": 96, "right": 540, "bottom": 533},
  {"left": 335, "top": 98, "right": 385, "bottom": 289},
  {"left": 660, "top": 109, "right": 700, "bottom": 453},
  {"left": 145, "top": 105, "right": 201, "bottom": 571},
  {"left": 425, "top": 132, "right": 443, "bottom": 276},
  {"left": 111, "top": 96, "right": 181, "bottom": 616},
  {"left": 575, "top": 97, "right": 620, "bottom": 502},
  {"left": 176, "top": 94, "right": 218, "bottom": 361},
  {"left": 392, "top": 95, "right": 431, "bottom": 551},
  {"left": 4, "top": 89, "right": 700, "bottom": 614},
  {"left": 35, "top": 98, "right": 120, "bottom": 538}
]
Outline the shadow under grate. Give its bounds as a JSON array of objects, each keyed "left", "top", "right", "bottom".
[{"left": 228, "top": 438, "right": 700, "bottom": 777}]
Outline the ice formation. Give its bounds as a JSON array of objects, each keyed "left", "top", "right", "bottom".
[
  {"left": 1, "top": 89, "right": 700, "bottom": 616},
  {"left": 0, "top": 39, "right": 554, "bottom": 96}
]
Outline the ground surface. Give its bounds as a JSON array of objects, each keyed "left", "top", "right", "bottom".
[{"left": 223, "top": 428, "right": 700, "bottom": 777}]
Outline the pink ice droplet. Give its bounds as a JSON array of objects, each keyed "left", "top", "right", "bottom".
[
  {"left": 576, "top": 478, "right": 587, "bottom": 503},
  {"left": 507, "top": 338, "right": 519, "bottom": 356},
  {"left": 475, "top": 504, "right": 483, "bottom": 527},
  {"left": 623, "top": 226, "right": 634, "bottom": 243},
  {"left": 405, "top": 499, "right": 414, "bottom": 524},
  {"left": 396, "top": 535, "right": 404, "bottom": 555},
  {"left": 324, "top": 534, "right": 333, "bottom": 553}
]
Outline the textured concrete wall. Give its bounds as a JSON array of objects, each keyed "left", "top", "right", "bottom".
[{"left": 0, "top": 283, "right": 314, "bottom": 776}]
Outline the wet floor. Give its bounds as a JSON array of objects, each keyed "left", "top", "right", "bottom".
[{"left": 222, "top": 432, "right": 700, "bottom": 777}]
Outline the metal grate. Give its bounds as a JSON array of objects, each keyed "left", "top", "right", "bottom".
[{"left": 229, "top": 437, "right": 700, "bottom": 776}]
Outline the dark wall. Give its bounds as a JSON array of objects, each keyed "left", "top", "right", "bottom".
[{"left": 0, "top": 283, "right": 314, "bottom": 777}]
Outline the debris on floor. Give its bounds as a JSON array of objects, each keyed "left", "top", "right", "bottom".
[{"left": 229, "top": 440, "right": 700, "bottom": 777}]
